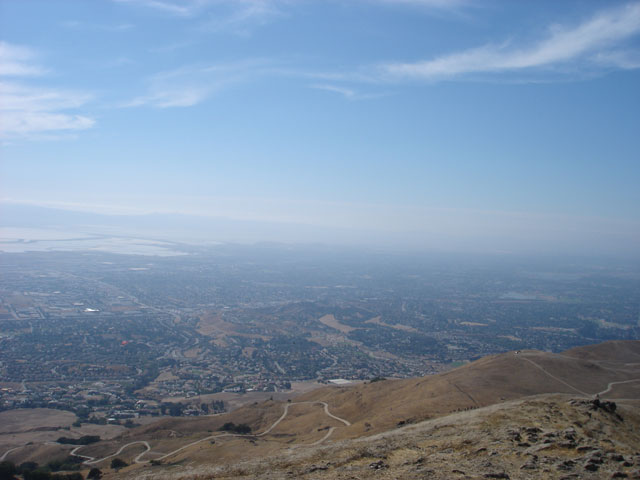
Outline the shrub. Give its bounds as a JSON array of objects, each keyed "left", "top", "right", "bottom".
[{"left": 110, "top": 458, "right": 127, "bottom": 471}]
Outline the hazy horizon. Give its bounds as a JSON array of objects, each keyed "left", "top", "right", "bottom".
[
  {"left": 1, "top": 1, "right": 640, "bottom": 258},
  {"left": 1, "top": 201, "right": 639, "bottom": 260}
]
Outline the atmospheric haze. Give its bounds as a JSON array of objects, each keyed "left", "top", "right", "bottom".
[{"left": 1, "top": 0, "right": 640, "bottom": 257}]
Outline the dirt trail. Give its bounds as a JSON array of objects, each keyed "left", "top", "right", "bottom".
[{"left": 70, "top": 401, "right": 351, "bottom": 465}]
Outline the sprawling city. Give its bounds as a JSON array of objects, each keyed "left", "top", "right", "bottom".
[
  {"left": 2, "top": 243, "right": 638, "bottom": 424},
  {"left": 2, "top": 0, "right": 640, "bottom": 478}
]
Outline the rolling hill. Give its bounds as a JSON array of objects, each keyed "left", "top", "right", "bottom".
[{"left": 3, "top": 341, "right": 639, "bottom": 479}]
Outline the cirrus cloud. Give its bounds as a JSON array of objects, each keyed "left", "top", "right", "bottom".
[
  {"left": 382, "top": 2, "right": 640, "bottom": 80},
  {"left": 0, "top": 41, "right": 46, "bottom": 76},
  {"left": 0, "top": 42, "right": 95, "bottom": 140}
]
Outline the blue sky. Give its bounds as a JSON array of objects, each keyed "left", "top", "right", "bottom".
[{"left": 1, "top": 0, "right": 639, "bottom": 255}]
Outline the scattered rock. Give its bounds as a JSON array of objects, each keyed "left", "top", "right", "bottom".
[
  {"left": 558, "top": 440, "right": 578, "bottom": 450},
  {"left": 484, "top": 473, "right": 510, "bottom": 479},
  {"left": 557, "top": 459, "right": 576, "bottom": 471},
  {"left": 507, "top": 429, "right": 521, "bottom": 442},
  {"left": 520, "top": 455, "right": 538, "bottom": 470},
  {"left": 584, "top": 461, "right": 600, "bottom": 472},
  {"left": 588, "top": 451, "right": 604, "bottom": 464},
  {"left": 558, "top": 440, "right": 577, "bottom": 449},
  {"left": 611, "top": 473, "right": 628, "bottom": 478},
  {"left": 369, "top": 460, "right": 388, "bottom": 470},
  {"left": 591, "top": 398, "right": 617, "bottom": 414},
  {"left": 307, "top": 464, "right": 329, "bottom": 473},
  {"left": 525, "top": 443, "right": 554, "bottom": 454},
  {"left": 577, "top": 445, "right": 598, "bottom": 452}
]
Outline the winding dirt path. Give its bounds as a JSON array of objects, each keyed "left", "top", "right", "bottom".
[
  {"left": 597, "top": 378, "right": 640, "bottom": 397},
  {"left": 520, "top": 353, "right": 640, "bottom": 398},
  {"left": 0, "top": 446, "right": 21, "bottom": 461},
  {"left": 70, "top": 401, "right": 351, "bottom": 465},
  {"left": 70, "top": 441, "right": 151, "bottom": 465}
]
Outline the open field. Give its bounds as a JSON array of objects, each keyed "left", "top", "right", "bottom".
[
  {"left": 317, "top": 314, "right": 355, "bottom": 334},
  {"left": 0, "top": 408, "right": 76, "bottom": 434}
]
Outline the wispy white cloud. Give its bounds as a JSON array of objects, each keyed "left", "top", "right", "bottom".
[
  {"left": 113, "top": 0, "right": 288, "bottom": 35},
  {"left": 592, "top": 49, "right": 640, "bottom": 69},
  {"left": 0, "top": 42, "right": 46, "bottom": 76},
  {"left": 311, "top": 83, "right": 357, "bottom": 99},
  {"left": 60, "top": 20, "right": 134, "bottom": 31},
  {"left": 0, "top": 82, "right": 95, "bottom": 138},
  {"left": 122, "top": 86, "right": 210, "bottom": 108},
  {"left": 112, "top": 0, "right": 469, "bottom": 38},
  {"left": 373, "top": 0, "right": 467, "bottom": 9},
  {"left": 382, "top": 2, "right": 640, "bottom": 80},
  {"left": 111, "top": 0, "right": 207, "bottom": 16},
  {"left": 0, "top": 42, "right": 95, "bottom": 139},
  {"left": 120, "top": 59, "right": 273, "bottom": 108},
  {"left": 310, "top": 83, "right": 386, "bottom": 101},
  {"left": 200, "top": 1, "right": 285, "bottom": 35}
]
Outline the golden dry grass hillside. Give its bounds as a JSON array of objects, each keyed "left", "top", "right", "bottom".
[
  {"left": 136, "top": 394, "right": 640, "bottom": 480},
  {"left": 297, "top": 340, "right": 640, "bottom": 439},
  {"left": 5, "top": 341, "right": 639, "bottom": 479}
]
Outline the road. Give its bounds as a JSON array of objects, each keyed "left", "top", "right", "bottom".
[
  {"left": 520, "top": 353, "right": 640, "bottom": 398},
  {"left": 68, "top": 401, "right": 351, "bottom": 465},
  {"left": 69, "top": 441, "right": 151, "bottom": 465},
  {"left": 0, "top": 446, "right": 21, "bottom": 461},
  {"left": 597, "top": 378, "right": 640, "bottom": 397}
]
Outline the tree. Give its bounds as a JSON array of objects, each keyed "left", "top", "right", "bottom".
[
  {"left": 110, "top": 458, "right": 127, "bottom": 471},
  {"left": 168, "top": 403, "right": 184, "bottom": 416},
  {"left": 18, "top": 462, "right": 38, "bottom": 474},
  {"left": 87, "top": 468, "right": 102, "bottom": 479},
  {"left": 0, "top": 461, "right": 17, "bottom": 480},
  {"left": 234, "top": 424, "right": 252, "bottom": 434},
  {"left": 219, "top": 422, "right": 236, "bottom": 432},
  {"left": 52, "top": 474, "right": 83, "bottom": 480},
  {"left": 22, "top": 470, "right": 52, "bottom": 480}
]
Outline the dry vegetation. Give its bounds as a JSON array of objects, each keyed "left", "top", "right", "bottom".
[
  {"left": 125, "top": 395, "right": 640, "bottom": 480},
  {"left": 4, "top": 341, "right": 639, "bottom": 479}
]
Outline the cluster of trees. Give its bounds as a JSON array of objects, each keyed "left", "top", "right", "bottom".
[
  {"left": 159, "top": 399, "right": 226, "bottom": 416},
  {"left": 44, "top": 457, "right": 84, "bottom": 473},
  {"left": 110, "top": 459, "right": 127, "bottom": 471},
  {"left": 368, "top": 376, "right": 386, "bottom": 383},
  {"left": 200, "top": 400, "right": 225, "bottom": 414},
  {"left": 55, "top": 436, "right": 100, "bottom": 446},
  {"left": 159, "top": 402, "right": 185, "bottom": 416},
  {"left": 0, "top": 459, "right": 125, "bottom": 480},
  {"left": 218, "top": 422, "right": 251, "bottom": 434},
  {"left": 0, "top": 461, "right": 83, "bottom": 480}
]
